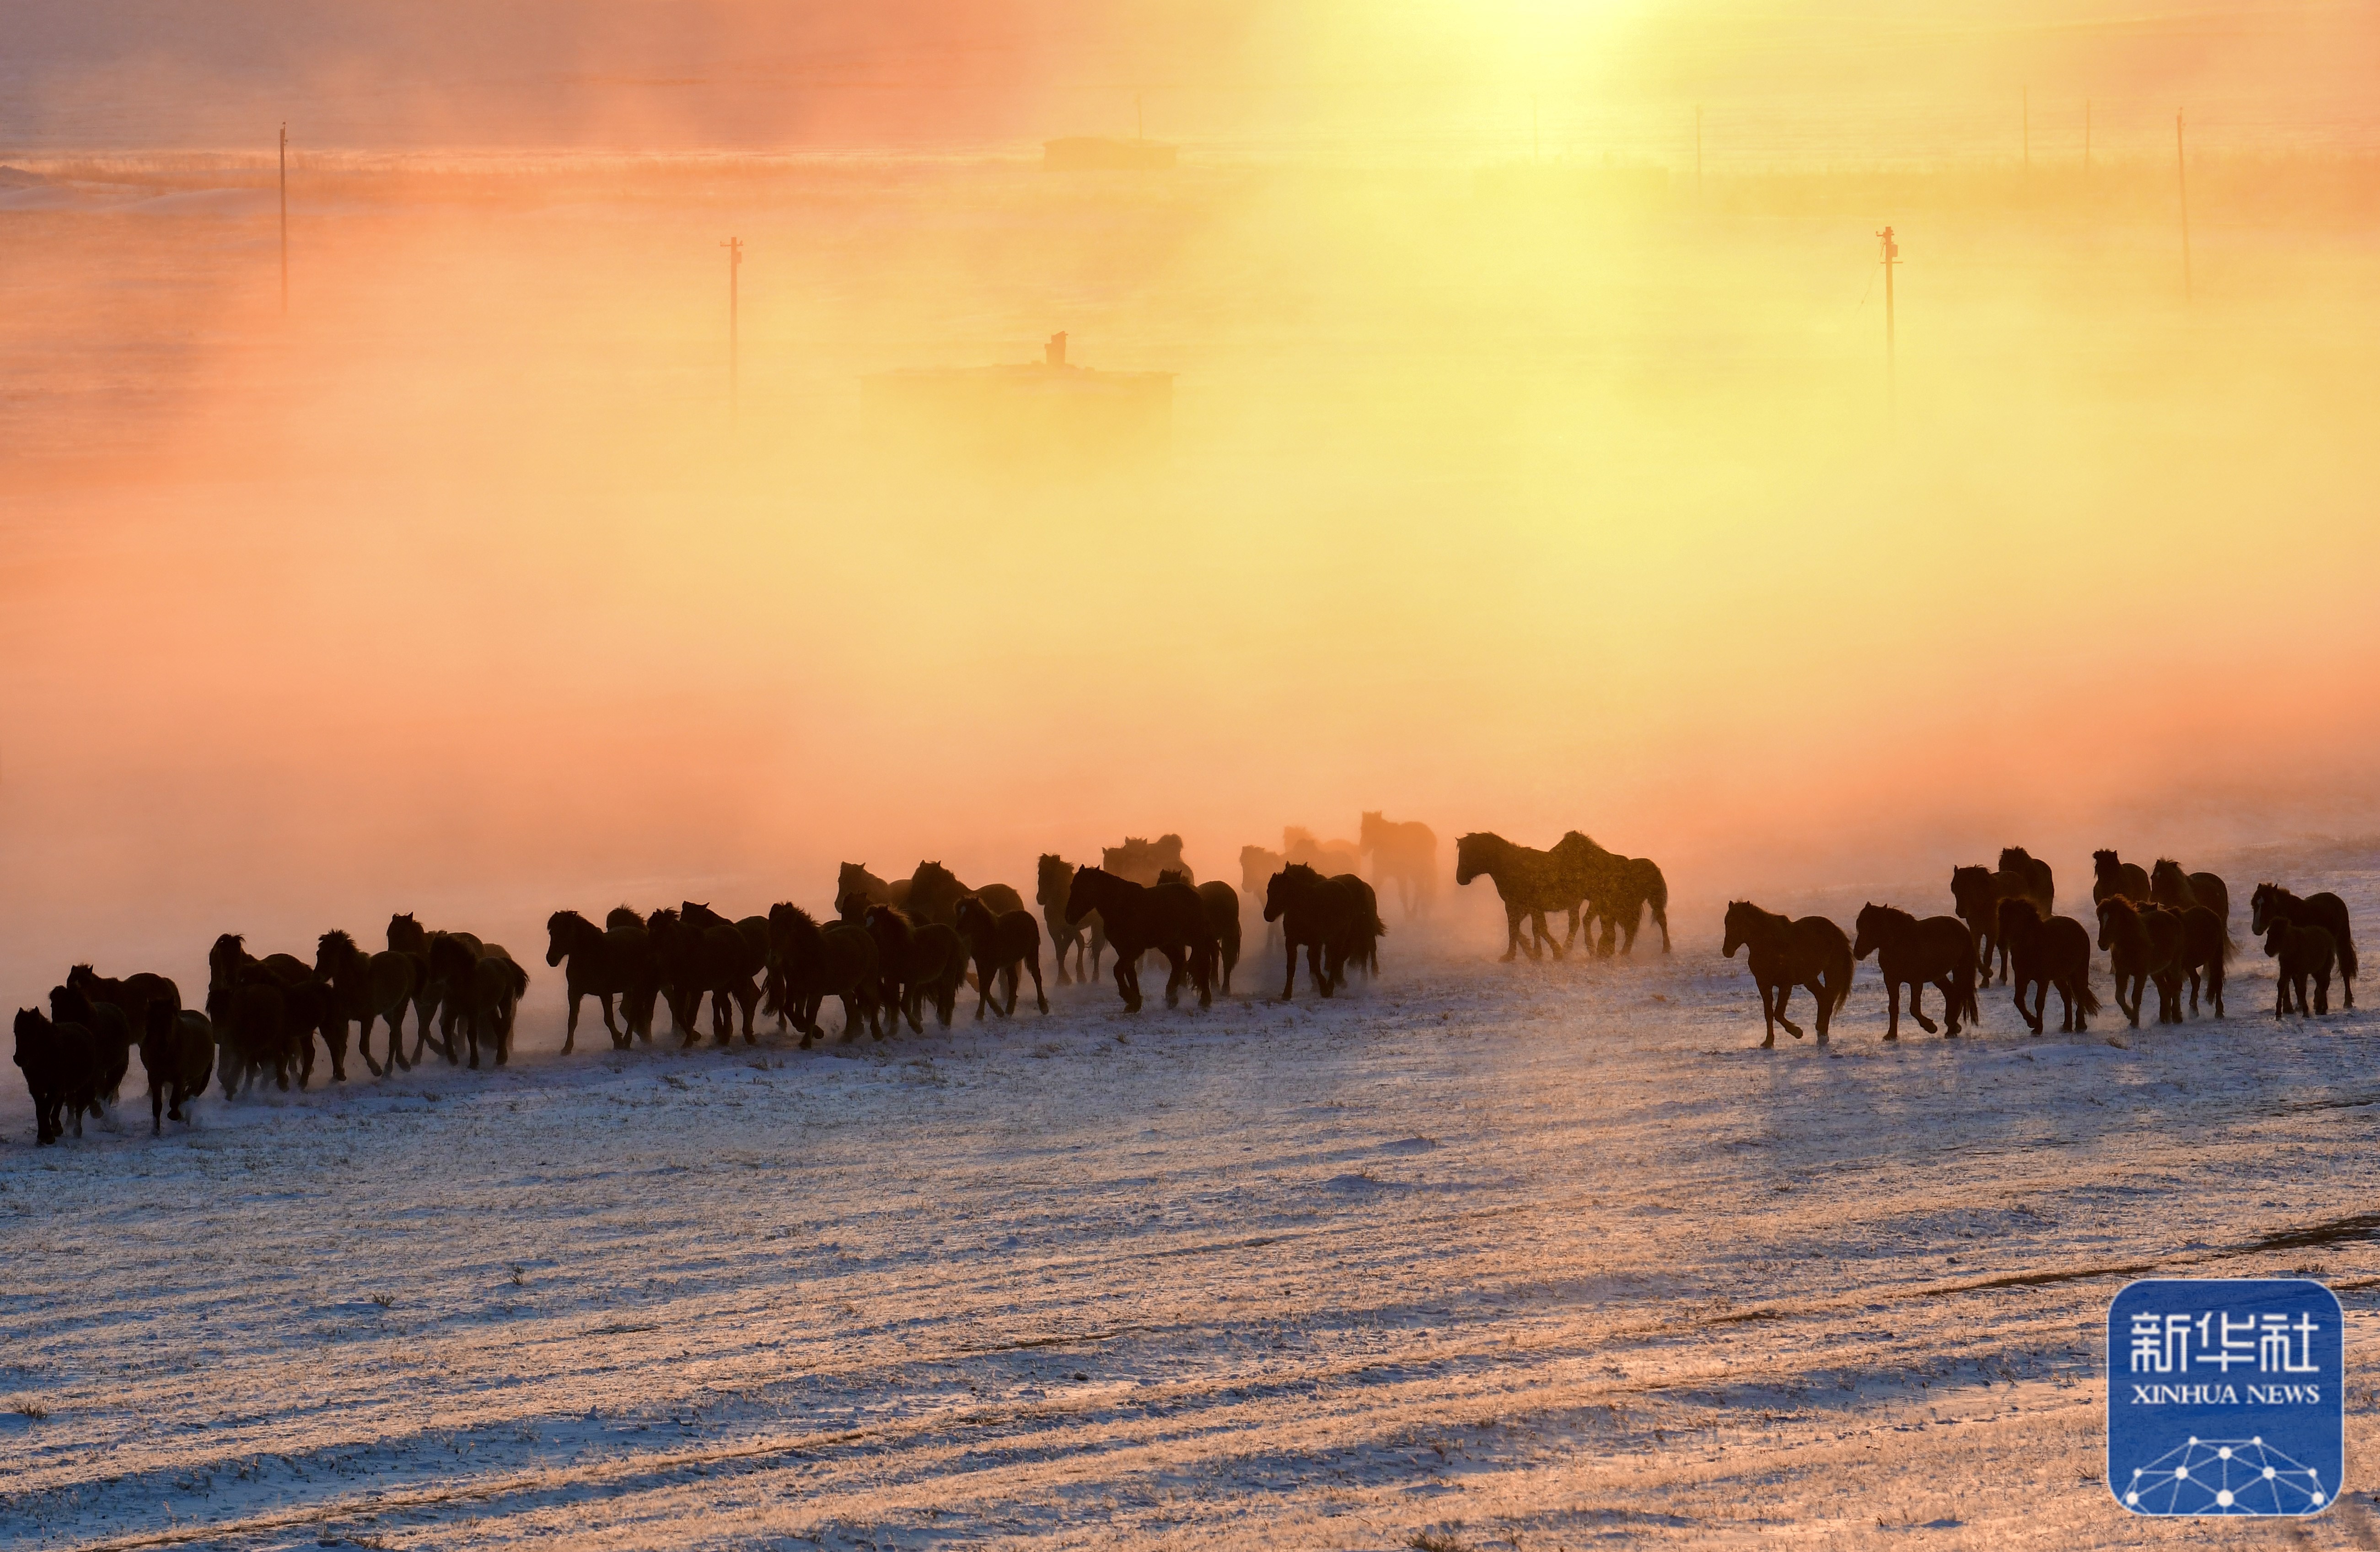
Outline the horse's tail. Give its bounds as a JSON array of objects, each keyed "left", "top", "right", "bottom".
[
  {"left": 2076, "top": 978, "right": 2102, "bottom": 1017},
  {"left": 2337, "top": 918, "right": 2360, "bottom": 984}
]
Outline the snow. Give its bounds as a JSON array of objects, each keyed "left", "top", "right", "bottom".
[{"left": 5, "top": 853, "right": 2380, "bottom": 1549}]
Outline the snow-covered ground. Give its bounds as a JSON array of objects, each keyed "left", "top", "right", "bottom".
[{"left": 7, "top": 855, "right": 2380, "bottom": 1550}]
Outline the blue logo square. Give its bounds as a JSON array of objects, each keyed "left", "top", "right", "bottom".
[{"left": 2108, "top": 1278, "right": 2343, "bottom": 1516}]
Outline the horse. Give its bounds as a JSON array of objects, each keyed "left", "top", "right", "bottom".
[
  {"left": 769, "top": 902, "right": 882, "bottom": 1044},
  {"left": 65, "top": 965, "right": 181, "bottom": 1059},
  {"left": 1360, "top": 811, "right": 1439, "bottom": 921},
  {"left": 1998, "top": 847, "right": 2057, "bottom": 915},
  {"left": 2149, "top": 860, "right": 2233, "bottom": 948},
  {"left": 1161, "top": 869, "right": 1243, "bottom": 995},
  {"left": 1037, "top": 853, "right": 1107, "bottom": 984},
  {"left": 14, "top": 1008, "right": 100, "bottom": 1144},
  {"left": 1950, "top": 857, "right": 2057, "bottom": 984},
  {"left": 543, "top": 910, "right": 645, "bottom": 1054},
  {"left": 1283, "top": 827, "right": 1362, "bottom": 877},
  {"left": 1996, "top": 899, "right": 2097, "bottom": 1035},
  {"left": 1102, "top": 835, "right": 1193, "bottom": 886},
  {"left": 1554, "top": 835, "right": 1669, "bottom": 955},
  {"left": 139, "top": 1001, "right": 215, "bottom": 1135},
  {"left": 1064, "top": 866, "right": 1214, "bottom": 1012},
  {"left": 1454, "top": 832, "right": 1580, "bottom": 962},
  {"left": 316, "top": 929, "right": 423, "bottom": 1076},
  {"left": 50, "top": 981, "right": 133, "bottom": 1110},
  {"left": 2091, "top": 850, "right": 2153, "bottom": 907},
  {"left": 1241, "top": 844, "right": 1288, "bottom": 953},
  {"left": 2097, "top": 898, "right": 2185, "bottom": 1027},
  {"left": 903, "top": 861, "right": 1028, "bottom": 928},
  {"left": 681, "top": 902, "right": 767, "bottom": 1044},
  {"left": 643, "top": 907, "right": 704, "bottom": 1042},
  {"left": 2250, "top": 884, "right": 2356, "bottom": 1009},
  {"left": 863, "top": 905, "right": 966, "bottom": 1033},
  {"left": 426, "top": 935, "right": 526, "bottom": 1067},
  {"left": 2173, "top": 904, "right": 2230, "bottom": 1018},
  {"left": 1852, "top": 904, "right": 1979, "bottom": 1039},
  {"left": 2263, "top": 915, "right": 2339, "bottom": 1019},
  {"left": 206, "top": 969, "right": 299, "bottom": 1096},
  {"left": 954, "top": 896, "right": 1048, "bottom": 1018},
  {"left": 1721, "top": 901, "right": 1852, "bottom": 1047},
  {"left": 1263, "top": 864, "right": 1382, "bottom": 999},
  {"left": 387, "top": 914, "right": 472, "bottom": 1062}
]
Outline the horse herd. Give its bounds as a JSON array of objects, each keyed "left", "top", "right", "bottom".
[
  {"left": 8, "top": 823, "right": 1430, "bottom": 1146},
  {"left": 1722, "top": 847, "right": 2360, "bottom": 1049}
]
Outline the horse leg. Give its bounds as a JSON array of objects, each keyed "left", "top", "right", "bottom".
[
  {"left": 1934, "top": 977, "right": 1959, "bottom": 1035},
  {"left": 1282, "top": 935, "right": 1300, "bottom": 999},
  {"left": 1027, "top": 949, "right": 1047, "bottom": 1014},
  {"left": 1883, "top": 981, "right": 1902, "bottom": 1040},
  {"left": 1498, "top": 907, "right": 1521, "bottom": 963},
  {"left": 563, "top": 991, "right": 581, "bottom": 1056},
  {"left": 741, "top": 982, "right": 760, "bottom": 1043},
  {"left": 1773, "top": 981, "right": 1804, "bottom": 1039},
  {"left": 1906, "top": 977, "right": 1936, "bottom": 1035}
]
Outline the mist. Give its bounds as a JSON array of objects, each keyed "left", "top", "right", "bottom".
[{"left": 5, "top": 0, "right": 2380, "bottom": 1009}]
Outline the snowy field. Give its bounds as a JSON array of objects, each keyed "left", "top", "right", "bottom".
[{"left": 7, "top": 851, "right": 2380, "bottom": 1550}]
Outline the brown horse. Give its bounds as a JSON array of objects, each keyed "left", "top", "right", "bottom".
[
  {"left": 863, "top": 905, "right": 966, "bottom": 1033},
  {"left": 681, "top": 902, "right": 768, "bottom": 1045},
  {"left": 1722, "top": 901, "right": 1852, "bottom": 1048},
  {"left": 1999, "top": 847, "right": 2057, "bottom": 914},
  {"left": 903, "top": 861, "right": 1029, "bottom": 928},
  {"left": 1064, "top": 866, "right": 1214, "bottom": 1011},
  {"left": 1264, "top": 864, "right": 1382, "bottom": 999},
  {"left": 1562, "top": 837, "right": 1668, "bottom": 955},
  {"left": 2251, "top": 884, "right": 2357, "bottom": 1008},
  {"left": 953, "top": 895, "right": 1048, "bottom": 1018},
  {"left": 835, "top": 862, "right": 910, "bottom": 923},
  {"left": 768, "top": 903, "right": 881, "bottom": 1045},
  {"left": 1852, "top": 904, "right": 1978, "bottom": 1039},
  {"left": 139, "top": 1001, "right": 215, "bottom": 1135},
  {"left": 1162, "top": 870, "right": 1243, "bottom": 995},
  {"left": 2150, "top": 861, "right": 2234, "bottom": 949},
  {"left": 1037, "top": 853, "right": 1106, "bottom": 984},
  {"left": 2097, "top": 898, "right": 2184, "bottom": 1026},
  {"left": 1454, "top": 832, "right": 1580, "bottom": 962},
  {"left": 1360, "top": 812, "right": 1439, "bottom": 920},
  {"left": 2171, "top": 903, "right": 2230, "bottom": 1018},
  {"left": 316, "top": 928, "right": 424, "bottom": 1076},
  {"left": 2091, "top": 850, "right": 2153, "bottom": 907},
  {"left": 1996, "top": 899, "right": 2097, "bottom": 1034},
  {"left": 2263, "top": 915, "right": 2338, "bottom": 1019},
  {"left": 1951, "top": 859, "right": 2054, "bottom": 984}
]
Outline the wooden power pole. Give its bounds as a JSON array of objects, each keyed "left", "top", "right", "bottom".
[
  {"left": 721, "top": 236, "right": 743, "bottom": 421},
  {"left": 279, "top": 122, "right": 288, "bottom": 314},
  {"left": 2176, "top": 110, "right": 2192, "bottom": 302}
]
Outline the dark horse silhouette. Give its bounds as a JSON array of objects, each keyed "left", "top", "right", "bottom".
[
  {"left": 2150, "top": 860, "right": 2233, "bottom": 951},
  {"left": 2251, "top": 884, "right": 2356, "bottom": 1009},
  {"left": 2263, "top": 914, "right": 2339, "bottom": 1019},
  {"left": 953, "top": 895, "right": 1048, "bottom": 1018},
  {"left": 2091, "top": 849, "right": 2153, "bottom": 907},
  {"left": 902, "top": 861, "right": 1028, "bottom": 927},
  {"left": 139, "top": 1000, "right": 215, "bottom": 1136},
  {"left": 1550, "top": 832, "right": 1669, "bottom": 955},
  {"left": 1162, "top": 869, "right": 1243, "bottom": 995},
  {"left": 768, "top": 901, "right": 882, "bottom": 1045},
  {"left": 1950, "top": 859, "right": 2053, "bottom": 985},
  {"left": 863, "top": 904, "right": 965, "bottom": 1032},
  {"left": 1037, "top": 853, "right": 1106, "bottom": 984},
  {"left": 315, "top": 928, "right": 423, "bottom": 1076},
  {"left": 2097, "top": 897, "right": 2184, "bottom": 1027},
  {"left": 543, "top": 910, "right": 651, "bottom": 1054},
  {"left": 1063, "top": 866, "right": 1214, "bottom": 1012},
  {"left": 1722, "top": 901, "right": 1852, "bottom": 1047},
  {"left": 1995, "top": 899, "right": 2097, "bottom": 1034},
  {"left": 1852, "top": 904, "right": 1978, "bottom": 1039},
  {"left": 835, "top": 862, "right": 909, "bottom": 924},
  {"left": 1263, "top": 863, "right": 1383, "bottom": 999},
  {"left": 1102, "top": 834, "right": 1193, "bottom": 886},
  {"left": 1360, "top": 812, "right": 1439, "bottom": 921},
  {"left": 1454, "top": 832, "right": 1580, "bottom": 962}
]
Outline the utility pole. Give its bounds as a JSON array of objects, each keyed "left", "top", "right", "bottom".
[
  {"left": 279, "top": 122, "right": 288, "bottom": 314},
  {"left": 1877, "top": 225, "right": 1899, "bottom": 424},
  {"left": 721, "top": 236, "right": 742, "bottom": 422},
  {"left": 2176, "top": 109, "right": 2192, "bottom": 302}
]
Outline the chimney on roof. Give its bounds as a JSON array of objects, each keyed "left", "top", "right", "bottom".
[{"left": 1045, "top": 332, "right": 1067, "bottom": 367}]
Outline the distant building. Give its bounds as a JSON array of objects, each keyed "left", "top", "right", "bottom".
[
  {"left": 1043, "top": 137, "right": 1177, "bottom": 172},
  {"left": 862, "top": 334, "right": 1173, "bottom": 468}
]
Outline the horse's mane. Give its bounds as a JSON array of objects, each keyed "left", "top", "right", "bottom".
[
  {"left": 1859, "top": 902, "right": 1916, "bottom": 928},
  {"left": 910, "top": 859, "right": 961, "bottom": 890},
  {"left": 1997, "top": 896, "right": 2042, "bottom": 931},
  {"left": 1999, "top": 846, "right": 2035, "bottom": 870},
  {"left": 320, "top": 927, "right": 358, "bottom": 954},
  {"left": 769, "top": 900, "right": 819, "bottom": 930},
  {"left": 2092, "top": 849, "right": 2121, "bottom": 871},
  {"left": 2152, "top": 858, "right": 2185, "bottom": 880},
  {"left": 866, "top": 902, "right": 913, "bottom": 929},
  {"left": 546, "top": 910, "right": 590, "bottom": 933},
  {"left": 1157, "top": 868, "right": 1189, "bottom": 884}
]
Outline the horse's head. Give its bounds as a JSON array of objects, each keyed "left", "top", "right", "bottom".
[
  {"left": 208, "top": 933, "right": 247, "bottom": 988},
  {"left": 834, "top": 889, "right": 870, "bottom": 924},
  {"left": 2262, "top": 914, "right": 2293, "bottom": 958},
  {"left": 387, "top": 912, "right": 426, "bottom": 954},
  {"left": 681, "top": 901, "right": 727, "bottom": 931},
  {"left": 2150, "top": 859, "right": 2186, "bottom": 895},
  {"left": 544, "top": 911, "right": 582, "bottom": 967},
  {"left": 910, "top": 861, "right": 961, "bottom": 899},
  {"left": 1037, "top": 854, "right": 1072, "bottom": 904},
  {"left": 1950, "top": 865, "right": 1992, "bottom": 913},
  {"left": 1264, "top": 862, "right": 1319, "bottom": 922},
  {"left": 1454, "top": 833, "right": 1494, "bottom": 887},
  {"left": 1721, "top": 901, "right": 1756, "bottom": 959},
  {"left": 2096, "top": 897, "right": 2131, "bottom": 952},
  {"left": 2091, "top": 850, "right": 2120, "bottom": 881},
  {"left": 14, "top": 1007, "right": 47, "bottom": 1051},
  {"left": 318, "top": 929, "right": 358, "bottom": 977},
  {"left": 48, "top": 983, "right": 90, "bottom": 1026},
  {"left": 864, "top": 902, "right": 912, "bottom": 940},
  {"left": 954, "top": 895, "right": 989, "bottom": 935},
  {"left": 605, "top": 905, "right": 644, "bottom": 932},
  {"left": 1851, "top": 903, "right": 1890, "bottom": 961},
  {"left": 1997, "top": 896, "right": 2041, "bottom": 942},
  {"left": 2250, "top": 883, "right": 2280, "bottom": 935}
]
